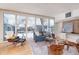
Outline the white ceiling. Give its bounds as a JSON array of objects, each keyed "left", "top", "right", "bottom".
[{"left": 0, "top": 3, "right": 79, "bottom": 17}]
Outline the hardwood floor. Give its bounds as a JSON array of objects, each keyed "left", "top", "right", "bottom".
[
  {"left": 0, "top": 41, "right": 32, "bottom": 55},
  {"left": 0, "top": 39, "right": 78, "bottom": 55}
]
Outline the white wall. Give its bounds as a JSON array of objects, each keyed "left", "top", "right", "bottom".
[
  {"left": 54, "top": 22, "right": 67, "bottom": 40},
  {"left": 54, "top": 22, "right": 62, "bottom": 34},
  {"left": 0, "top": 10, "right": 3, "bottom": 41},
  {"left": 55, "top": 9, "right": 79, "bottom": 22}
]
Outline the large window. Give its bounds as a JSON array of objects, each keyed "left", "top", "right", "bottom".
[
  {"left": 42, "top": 18, "right": 54, "bottom": 33},
  {"left": 4, "top": 14, "right": 26, "bottom": 40},
  {"left": 36, "top": 17, "right": 42, "bottom": 32},
  {"left": 36, "top": 18, "right": 42, "bottom": 25},
  {"left": 3, "top": 13, "right": 54, "bottom": 40},
  {"left": 49, "top": 19, "right": 54, "bottom": 33},
  {"left": 4, "top": 14, "right": 16, "bottom": 40},
  {"left": 27, "top": 16, "right": 35, "bottom": 38},
  {"left": 17, "top": 15, "right": 26, "bottom": 38},
  {"left": 43, "top": 18, "right": 49, "bottom": 32},
  {"left": 27, "top": 16, "right": 35, "bottom": 30}
]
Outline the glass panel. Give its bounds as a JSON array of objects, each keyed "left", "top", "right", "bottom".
[
  {"left": 27, "top": 16, "right": 35, "bottom": 29},
  {"left": 36, "top": 18, "right": 42, "bottom": 25},
  {"left": 36, "top": 17, "right": 42, "bottom": 32},
  {"left": 4, "top": 14, "right": 16, "bottom": 40},
  {"left": 27, "top": 16, "right": 35, "bottom": 39},
  {"left": 43, "top": 18, "right": 49, "bottom": 32},
  {"left": 49, "top": 19, "right": 54, "bottom": 33},
  {"left": 49, "top": 19, "right": 54, "bottom": 27},
  {"left": 42, "top": 18, "right": 54, "bottom": 35},
  {"left": 17, "top": 15, "right": 26, "bottom": 39},
  {"left": 43, "top": 19, "right": 48, "bottom": 25}
]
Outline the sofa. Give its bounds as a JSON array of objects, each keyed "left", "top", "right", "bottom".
[{"left": 33, "top": 32, "right": 46, "bottom": 42}]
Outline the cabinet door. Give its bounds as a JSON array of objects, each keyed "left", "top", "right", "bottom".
[{"left": 74, "top": 20, "right": 79, "bottom": 33}]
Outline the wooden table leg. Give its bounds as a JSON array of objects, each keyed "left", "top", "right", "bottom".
[{"left": 67, "top": 45, "right": 69, "bottom": 51}]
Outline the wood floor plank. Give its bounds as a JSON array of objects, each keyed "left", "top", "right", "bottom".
[{"left": 0, "top": 41, "right": 32, "bottom": 55}]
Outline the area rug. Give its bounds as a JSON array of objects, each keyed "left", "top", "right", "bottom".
[
  {"left": 27, "top": 38, "right": 79, "bottom": 55},
  {"left": 27, "top": 38, "right": 49, "bottom": 55}
]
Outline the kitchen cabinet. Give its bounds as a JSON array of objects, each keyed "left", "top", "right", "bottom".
[{"left": 63, "top": 20, "right": 79, "bottom": 34}]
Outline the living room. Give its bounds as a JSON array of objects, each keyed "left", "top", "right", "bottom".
[{"left": 0, "top": 3, "right": 79, "bottom": 55}]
